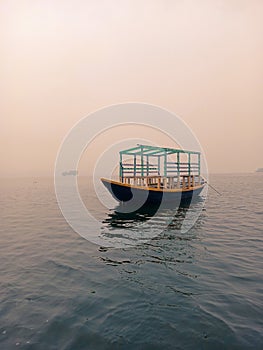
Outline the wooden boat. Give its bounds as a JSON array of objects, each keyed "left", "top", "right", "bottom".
[{"left": 101, "top": 144, "right": 205, "bottom": 206}]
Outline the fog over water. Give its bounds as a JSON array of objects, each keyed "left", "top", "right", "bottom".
[{"left": 1, "top": 0, "right": 263, "bottom": 177}]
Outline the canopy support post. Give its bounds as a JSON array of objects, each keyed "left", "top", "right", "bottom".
[
  {"left": 140, "top": 145, "right": 144, "bottom": 177},
  {"left": 119, "top": 153, "right": 123, "bottom": 182},
  {"left": 188, "top": 153, "right": 191, "bottom": 176}
]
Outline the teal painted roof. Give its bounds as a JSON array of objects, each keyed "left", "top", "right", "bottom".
[{"left": 120, "top": 144, "right": 200, "bottom": 156}]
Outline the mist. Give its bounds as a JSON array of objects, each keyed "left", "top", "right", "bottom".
[{"left": 1, "top": 0, "right": 262, "bottom": 177}]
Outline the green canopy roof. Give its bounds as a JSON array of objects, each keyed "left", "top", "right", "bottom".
[{"left": 120, "top": 144, "right": 200, "bottom": 156}]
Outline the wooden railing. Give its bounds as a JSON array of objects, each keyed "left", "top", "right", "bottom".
[{"left": 120, "top": 175, "right": 202, "bottom": 189}]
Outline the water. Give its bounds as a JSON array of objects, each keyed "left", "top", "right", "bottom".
[{"left": 0, "top": 174, "right": 262, "bottom": 349}]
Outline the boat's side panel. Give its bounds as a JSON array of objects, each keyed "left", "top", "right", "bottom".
[
  {"left": 101, "top": 179, "right": 204, "bottom": 205},
  {"left": 103, "top": 180, "right": 134, "bottom": 202}
]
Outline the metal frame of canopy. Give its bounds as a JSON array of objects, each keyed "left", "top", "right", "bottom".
[
  {"left": 119, "top": 144, "right": 201, "bottom": 189},
  {"left": 119, "top": 144, "right": 200, "bottom": 177}
]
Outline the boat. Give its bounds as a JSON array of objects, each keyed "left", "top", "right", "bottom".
[
  {"left": 62, "top": 170, "right": 78, "bottom": 176},
  {"left": 256, "top": 168, "right": 263, "bottom": 173},
  {"left": 101, "top": 144, "right": 205, "bottom": 206}
]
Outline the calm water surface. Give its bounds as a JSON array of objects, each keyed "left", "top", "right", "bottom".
[{"left": 0, "top": 174, "right": 262, "bottom": 349}]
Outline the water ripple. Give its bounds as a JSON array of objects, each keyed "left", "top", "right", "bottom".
[{"left": 0, "top": 175, "right": 263, "bottom": 349}]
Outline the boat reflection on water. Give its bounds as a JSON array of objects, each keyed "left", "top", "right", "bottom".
[
  {"left": 100, "top": 197, "right": 205, "bottom": 263},
  {"left": 103, "top": 196, "right": 205, "bottom": 232}
]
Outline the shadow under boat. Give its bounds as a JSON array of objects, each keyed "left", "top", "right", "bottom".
[{"left": 103, "top": 195, "right": 204, "bottom": 230}]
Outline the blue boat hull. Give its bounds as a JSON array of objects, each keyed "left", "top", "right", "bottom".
[{"left": 101, "top": 178, "right": 204, "bottom": 207}]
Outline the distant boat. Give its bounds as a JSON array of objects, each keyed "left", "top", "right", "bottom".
[
  {"left": 101, "top": 144, "right": 205, "bottom": 206},
  {"left": 62, "top": 170, "right": 78, "bottom": 176},
  {"left": 256, "top": 168, "right": 263, "bottom": 173}
]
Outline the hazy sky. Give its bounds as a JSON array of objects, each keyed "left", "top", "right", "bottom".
[{"left": 1, "top": 0, "right": 262, "bottom": 176}]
